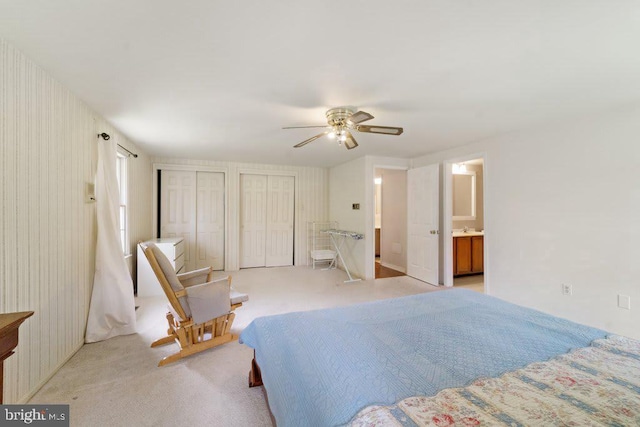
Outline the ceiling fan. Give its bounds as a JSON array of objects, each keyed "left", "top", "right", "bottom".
[{"left": 283, "top": 107, "right": 403, "bottom": 150}]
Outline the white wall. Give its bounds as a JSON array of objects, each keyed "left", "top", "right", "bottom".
[
  {"left": 152, "top": 157, "right": 329, "bottom": 270},
  {"left": 413, "top": 107, "right": 640, "bottom": 339},
  {"left": 329, "top": 156, "right": 410, "bottom": 279},
  {"left": 329, "top": 157, "right": 367, "bottom": 278},
  {"left": 0, "top": 39, "right": 152, "bottom": 402}
]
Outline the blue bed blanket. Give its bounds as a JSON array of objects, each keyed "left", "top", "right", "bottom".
[{"left": 239, "top": 289, "right": 607, "bottom": 427}]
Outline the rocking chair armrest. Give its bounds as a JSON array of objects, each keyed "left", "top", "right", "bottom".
[
  {"left": 177, "top": 267, "right": 213, "bottom": 287},
  {"left": 175, "top": 276, "right": 230, "bottom": 299},
  {"left": 181, "top": 275, "right": 230, "bottom": 291}
]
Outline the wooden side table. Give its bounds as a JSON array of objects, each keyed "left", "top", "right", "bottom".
[{"left": 0, "top": 311, "right": 34, "bottom": 404}]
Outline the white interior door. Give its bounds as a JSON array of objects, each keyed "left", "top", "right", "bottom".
[
  {"left": 265, "top": 175, "right": 294, "bottom": 267},
  {"left": 196, "top": 172, "right": 225, "bottom": 270},
  {"left": 160, "top": 170, "right": 196, "bottom": 271},
  {"left": 240, "top": 174, "right": 268, "bottom": 268},
  {"left": 407, "top": 164, "right": 439, "bottom": 284}
]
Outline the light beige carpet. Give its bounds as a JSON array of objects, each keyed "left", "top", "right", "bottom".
[{"left": 30, "top": 266, "right": 439, "bottom": 426}]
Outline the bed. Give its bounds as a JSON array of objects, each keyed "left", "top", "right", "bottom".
[{"left": 239, "top": 289, "right": 640, "bottom": 426}]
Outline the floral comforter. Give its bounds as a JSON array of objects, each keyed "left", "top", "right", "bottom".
[{"left": 350, "top": 335, "right": 640, "bottom": 426}]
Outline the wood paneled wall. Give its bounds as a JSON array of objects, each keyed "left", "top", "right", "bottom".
[
  {"left": 0, "top": 37, "right": 324, "bottom": 402},
  {"left": 0, "top": 39, "right": 152, "bottom": 403},
  {"left": 152, "top": 158, "right": 329, "bottom": 269}
]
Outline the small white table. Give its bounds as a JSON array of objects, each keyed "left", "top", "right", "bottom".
[{"left": 323, "top": 229, "right": 364, "bottom": 283}]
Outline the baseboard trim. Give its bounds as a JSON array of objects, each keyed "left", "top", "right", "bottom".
[{"left": 18, "top": 340, "right": 84, "bottom": 404}]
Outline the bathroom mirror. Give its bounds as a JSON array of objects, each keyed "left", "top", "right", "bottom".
[{"left": 452, "top": 171, "right": 476, "bottom": 220}]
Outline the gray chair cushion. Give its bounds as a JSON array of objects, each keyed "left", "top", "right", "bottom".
[
  {"left": 230, "top": 290, "right": 249, "bottom": 305},
  {"left": 186, "top": 281, "right": 231, "bottom": 325},
  {"left": 148, "top": 243, "right": 191, "bottom": 318}
]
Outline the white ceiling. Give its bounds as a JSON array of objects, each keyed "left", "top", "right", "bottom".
[{"left": 1, "top": 1, "right": 639, "bottom": 167}]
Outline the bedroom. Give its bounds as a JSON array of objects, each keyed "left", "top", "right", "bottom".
[{"left": 1, "top": 1, "right": 639, "bottom": 424}]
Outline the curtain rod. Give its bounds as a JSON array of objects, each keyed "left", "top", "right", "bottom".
[
  {"left": 97, "top": 133, "right": 138, "bottom": 158},
  {"left": 117, "top": 144, "right": 138, "bottom": 158}
]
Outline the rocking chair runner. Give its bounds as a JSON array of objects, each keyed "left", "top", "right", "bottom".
[{"left": 141, "top": 242, "right": 248, "bottom": 366}]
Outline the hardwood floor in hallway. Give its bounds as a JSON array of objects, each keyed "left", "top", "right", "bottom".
[{"left": 375, "top": 260, "right": 405, "bottom": 279}]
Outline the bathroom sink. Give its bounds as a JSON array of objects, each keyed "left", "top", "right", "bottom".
[{"left": 452, "top": 230, "right": 484, "bottom": 237}]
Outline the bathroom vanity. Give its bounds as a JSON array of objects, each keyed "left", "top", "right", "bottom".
[{"left": 453, "top": 232, "right": 484, "bottom": 276}]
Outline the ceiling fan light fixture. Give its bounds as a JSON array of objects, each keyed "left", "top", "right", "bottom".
[{"left": 287, "top": 107, "right": 403, "bottom": 149}]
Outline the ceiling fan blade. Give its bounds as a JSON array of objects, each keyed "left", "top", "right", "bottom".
[
  {"left": 347, "top": 110, "right": 374, "bottom": 125},
  {"left": 293, "top": 132, "right": 327, "bottom": 148},
  {"left": 343, "top": 131, "right": 358, "bottom": 150},
  {"left": 283, "top": 125, "right": 328, "bottom": 129},
  {"left": 356, "top": 124, "right": 403, "bottom": 136}
]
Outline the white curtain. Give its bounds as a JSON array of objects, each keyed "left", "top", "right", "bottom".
[{"left": 85, "top": 137, "right": 136, "bottom": 343}]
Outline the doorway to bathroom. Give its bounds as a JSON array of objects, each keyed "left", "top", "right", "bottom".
[{"left": 446, "top": 157, "right": 485, "bottom": 293}]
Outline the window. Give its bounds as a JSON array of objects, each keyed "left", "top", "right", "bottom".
[{"left": 116, "top": 151, "right": 129, "bottom": 255}]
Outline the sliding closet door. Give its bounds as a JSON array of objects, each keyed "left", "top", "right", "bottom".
[
  {"left": 196, "top": 172, "right": 225, "bottom": 270},
  {"left": 265, "top": 175, "right": 294, "bottom": 267},
  {"left": 240, "top": 174, "right": 268, "bottom": 268},
  {"left": 240, "top": 174, "right": 294, "bottom": 268},
  {"left": 160, "top": 170, "right": 196, "bottom": 271},
  {"left": 160, "top": 170, "right": 225, "bottom": 272}
]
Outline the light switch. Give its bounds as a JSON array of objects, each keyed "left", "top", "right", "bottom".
[{"left": 85, "top": 182, "right": 96, "bottom": 203}]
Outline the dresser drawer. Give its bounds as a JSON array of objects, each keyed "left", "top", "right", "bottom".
[
  {"left": 174, "top": 252, "right": 185, "bottom": 273},
  {"left": 174, "top": 239, "right": 185, "bottom": 259}
]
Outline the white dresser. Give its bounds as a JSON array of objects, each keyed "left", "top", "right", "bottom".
[{"left": 137, "top": 237, "right": 185, "bottom": 297}]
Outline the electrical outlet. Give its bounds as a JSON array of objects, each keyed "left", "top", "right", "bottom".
[
  {"left": 562, "top": 284, "right": 572, "bottom": 295},
  {"left": 618, "top": 294, "right": 631, "bottom": 310}
]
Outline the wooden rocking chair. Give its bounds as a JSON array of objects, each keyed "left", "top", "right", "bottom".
[{"left": 142, "top": 242, "right": 248, "bottom": 366}]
